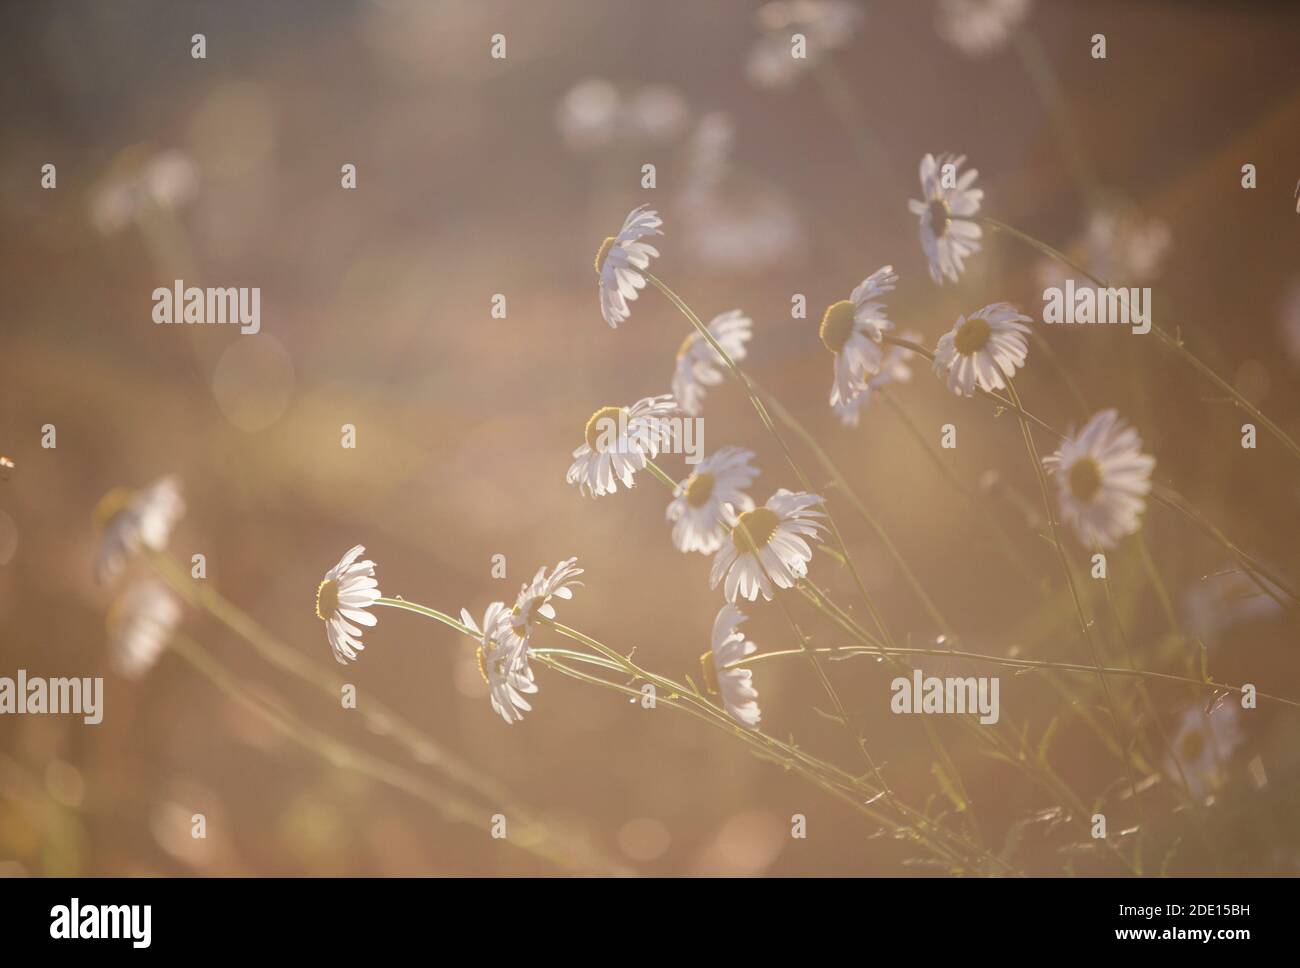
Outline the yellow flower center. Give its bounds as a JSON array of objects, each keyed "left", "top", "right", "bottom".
[
  {"left": 584, "top": 405, "right": 624, "bottom": 451},
  {"left": 1067, "top": 457, "right": 1104, "bottom": 504},
  {"left": 93, "top": 487, "right": 132, "bottom": 532},
  {"left": 699, "top": 650, "right": 719, "bottom": 696},
  {"left": 1178, "top": 728, "right": 1206, "bottom": 763},
  {"left": 819, "top": 299, "right": 856, "bottom": 354},
  {"left": 475, "top": 644, "right": 491, "bottom": 685},
  {"left": 927, "top": 198, "right": 951, "bottom": 239},
  {"left": 684, "top": 472, "right": 716, "bottom": 508},
  {"left": 732, "top": 506, "right": 780, "bottom": 554},
  {"left": 594, "top": 236, "right": 616, "bottom": 273},
  {"left": 315, "top": 579, "right": 339, "bottom": 621},
  {"left": 953, "top": 315, "right": 992, "bottom": 356}
]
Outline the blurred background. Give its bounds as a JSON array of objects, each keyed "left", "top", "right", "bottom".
[{"left": 2, "top": 0, "right": 1299, "bottom": 876}]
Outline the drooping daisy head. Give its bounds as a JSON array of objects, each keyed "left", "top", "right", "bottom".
[
  {"left": 315, "top": 545, "right": 382, "bottom": 665},
  {"left": 832, "top": 329, "right": 921, "bottom": 427},
  {"left": 932, "top": 302, "right": 1031, "bottom": 396},
  {"left": 1043, "top": 409, "right": 1155, "bottom": 549},
  {"left": 908, "top": 152, "right": 983, "bottom": 284},
  {"left": 461, "top": 601, "right": 537, "bottom": 725},
  {"left": 508, "top": 556, "right": 583, "bottom": 645},
  {"left": 710, "top": 489, "right": 826, "bottom": 602},
  {"left": 595, "top": 205, "right": 662, "bottom": 328},
  {"left": 672, "top": 310, "right": 752, "bottom": 416},
  {"left": 702, "top": 604, "right": 761, "bottom": 728},
  {"left": 94, "top": 474, "right": 186, "bottom": 584},
  {"left": 666, "top": 447, "right": 759, "bottom": 555},
  {"left": 566, "top": 394, "right": 679, "bottom": 497},
  {"left": 107, "top": 580, "right": 182, "bottom": 680},
  {"left": 1165, "top": 700, "right": 1245, "bottom": 800},
  {"left": 935, "top": 0, "right": 1032, "bottom": 59},
  {"left": 820, "top": 266, "right": 898, "bottom": 408}
]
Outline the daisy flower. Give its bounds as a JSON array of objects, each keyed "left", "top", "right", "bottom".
[
  {"left": 908, "top": 152, "right": 983, "bottom": 284},
  {"left": 833, "top": 329, "right": 921, "bottom": 426},
  {"left": 566, "top": 394, "right": 679, "bottom": 497},
  {"left": 315, "top": 545, "right": 382, "bottom": 665},
  {"left": 702, "top": 604, "right": 762, "bottom": 728},
  {"left": 932, "top": 302, "right": 1031, "bottom": 396},
  {"left": 461, "top": 601, "right": 537, "bottom": 725},
  {"left": 507, "top": 556, "right": 584, "bottom": 646},
  {"left": 1043, "top": 409, "right": 1155, "bottom": 549},
  {"left": 1165, "top": 701, "right": 1245, "bottom": 799},
  {"left": 595, "top": 205, "right": 662, "bottom": 328},
  {"left": 107, "top": 580, "right": 182, "bottom": 680},
  {"left": 666, "top": 447, "right": 759, "bottom": 555},
  {"left": 935, "top": 0, "right": 1032, "bottom": 59},
  {"left": 819, "top": 265, "right": 897, "bottom": 409},
  {"left": 94, "top": 474, "right": 186, "bottom": 584},
  {"left": 710, "top": 489, "right": 826, "bottom": 602},
  {"left": 672, "top": 310, "right": 752, "bottom": 416}
]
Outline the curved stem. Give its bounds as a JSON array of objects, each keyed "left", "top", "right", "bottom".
[
  {"left": 732, "top": 644, "right": 1299, "bottom": 710},
  {"left": 1006, "top": 380, "right": 1144, "bottom": 816}
]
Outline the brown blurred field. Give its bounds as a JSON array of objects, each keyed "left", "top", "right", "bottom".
[{"left": 2, "top": 0, "right": 1299, "bottom": 876}]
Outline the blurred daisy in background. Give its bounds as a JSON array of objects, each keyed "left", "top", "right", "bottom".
[
  {"left": 595, "top": 205, "right": 662, "bottom": 327},
  {"left": 1036, "top": 206, "right": 1172, "bottom": 290},
  {"left": 556, "top": 79, "right": 690, "bottom": 152},
  {"left": 1183, "top": 568, "right": 1284, "bottom": 650},
  {"left": 677, "top": 113, "right": 804, "bottom": 273},
  {"left": 932, "top": 301, "right": 1030, "bottom": 396},
  {"left": 462, "top": 601, "right": 537, "bottom": 725},
  {"left": 820, "top": 266, "right": 898, "bottom": 409},
  {"left": 1165, "top": 701, "right": 1245, "bottom": 800},
  {"left": 508, "top": 557, "right": 584, "bottom": 646},
  {"left": 89, "top": 149, "right": 199, "bottom": 236},
  {"left": 315, "top": 544, "right": 382, "bottom": 665},
  {"left": 909, "top": 152, "right": 983, "bottom": 284},
  {"left": 107, "top": 580, "right": 182, "bottom": 680},
  {"left": 833, "top": 329, "right": 920, "bottom": 426},
  {"left": 567, "top": 394, "right": 679, "bottom": 497},
  {"left": 746, "top": 0, "right": 863, "bottom": 89},
  {"left": 703, "top": 604, "right": 762, "bottom": 728},
  {"left": 94, "top": 474, "right": 186, "bottom": 584},
  {"left": 672, "top": 309, "right": 752, "bottom": 416},
  {"left": 711, "top": 489, "right": 826, "bottom": 602},
  {"left": 935, "top": 0, "right": 1032, "bottom": 59},
  {"left": 666, "top": 447, "right": 759, "bottom": 555},
  {"left": 1043, "top": 409, "right": 1155, "bottom": 549}
]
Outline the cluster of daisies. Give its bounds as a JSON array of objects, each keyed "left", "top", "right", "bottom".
[{"left": 552, "top": 153, "right": 1158, "bottom": 726}]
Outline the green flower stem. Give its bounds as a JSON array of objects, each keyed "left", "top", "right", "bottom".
[
  {"left": 1006, "top": 380, "right": 1145, "bottom": 816},
  {"left": 878, "top": 387, "right": 1037, "bottom": 586},
  {"left": 731, "top": 643, "right": 1300, "bottom": 711},
  {"left": 970, "top": 213, "right": 1300, "bottom": 464},
  {"left": 374, "top": 597, "right": 475, "bottom": 636},
  {"left": 142, "top": 550, "right": 621, "bottom": 873},
  {"left": 534, "top": 622, "right": 1013, "bottom": 873},
  {"left": 749, "top": 375, "right": 954, "bottom": 636},
  {"left": 167, "top": 632, "right": 605, "bottom": 873}
]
